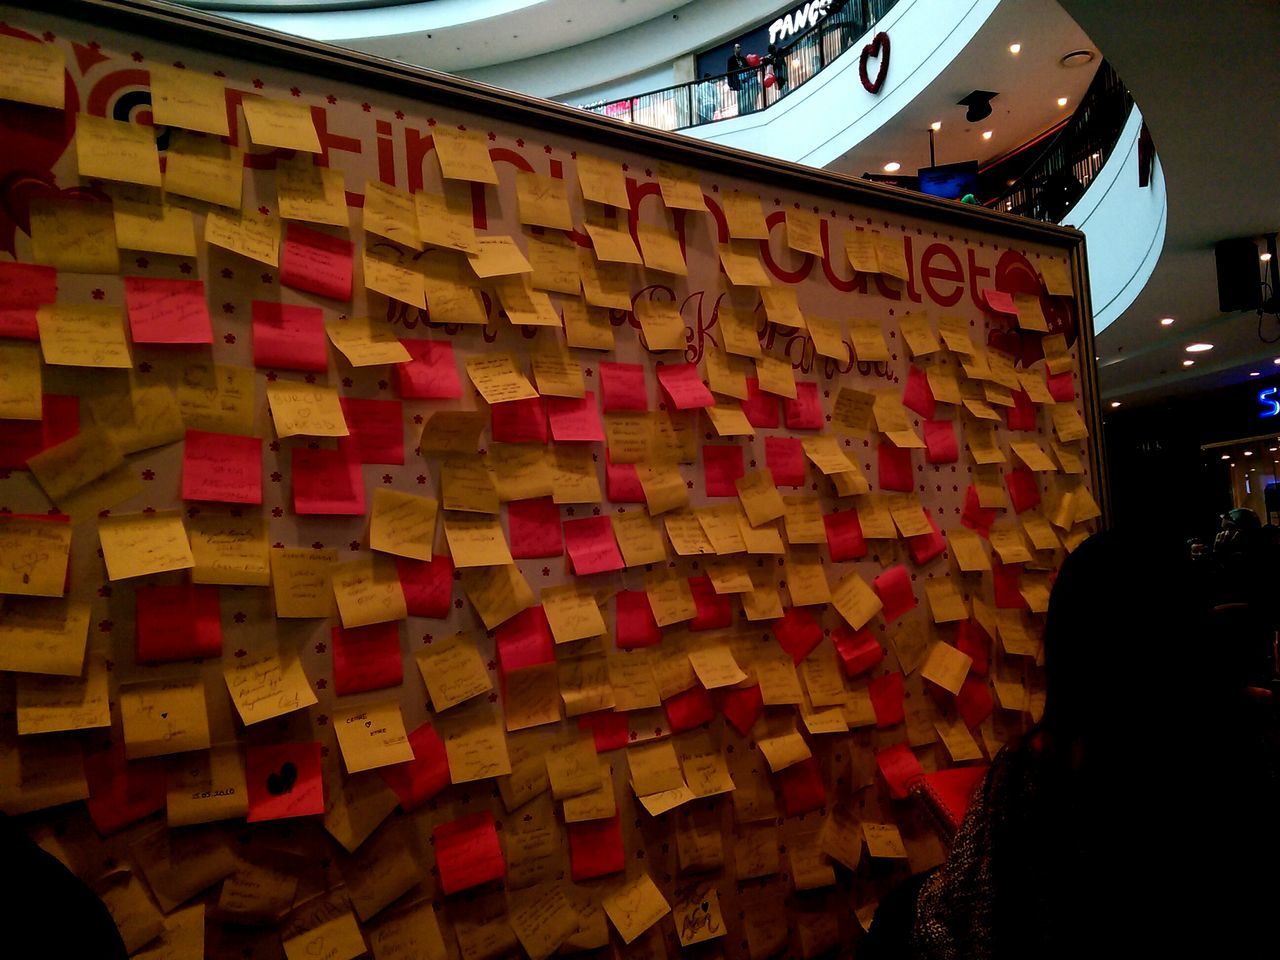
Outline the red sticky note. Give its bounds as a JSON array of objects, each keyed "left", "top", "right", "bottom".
[
  {"left": 332, "top": 621, "right": 403, "bottom": 695},
  {"left": 824, "top": 510, "right": 868, "bottom": 561},
  {"left": 992, "top": 561, "right": 1027, "bottom": 610},
  {"left": 905, "top": 511, "right": 947, "bottom": 566},
  {"left": 0, "top": 261, "right": 56, "bottom": 339},
  {"left": 546, "top": 390, "right": 605, "bottom": 442},
  {"left": 123, "top": 276, "right": 212, "bottom": 345},
  {"left": 507, "top": 497, "right": 563, "bottom": 559},
  {"left": 252, "top": 301, "right": 328, "bottom": 372},
  {"left": 956, "top": 619, "right": 990, "bottom": 675},
  {"left": 774, "top": 606, "right": 823, "bottom": 663},
  {"left": 1006, "top": 467, "right": 1041, "bottom": 513},
  {"left": 876, "top": 742, "right": 925, "bottom": 799},
  {"left": 599, "top": 362, "right": 648, "bottom": 412},
  {"left": 955, "top": 677, "right": 994, "bottom": 729},
  {"left": 495, "top": 606, "right": 555, "bottom": 675},
  {"left": 577, "top": 711, "right": 631, "bottom": 752},
  {"left": 338, "top": 397, "right": 404, "bottom": 465},
  {"left": 1047, "top": 370, "right": 1075, "bottom": 403},
  {"left": 1006, "top": 388, "right": 1036, "bottom": 431},
  {"left": 135, "top": 584, "right": 222, "bottom": 662},
  {"left": 379, "top": 722, "right": 450, "bottom": 812},
  {"left": 983, "top": 288, "right": 1017, "bottom": 315},
  {"left": 605, "top": 454, "right": 644, "bottom": 503},
  {"left": 0, "top": 394, "right": 79, "bottom": 469},
  {"left": 280, "top": 223, "right": 353, "bottom": 301},
  {"left": 563, "top": 516, "right": 624, "bottom": 575},
  {"left": 742, "top": 378, "right": 780, "bottom": 429},
  {"left": 664, "top": 684, "right": 715, "bottom": 733},
  {"left": 869, "top": 672, "right": 905, "bottom": 726},
  {"left": 960, "top": 486, "right": 997, "bottom": 536},
  {"left": 182, "top": 429, "right": 262, "bottom": 504},
  {"left": 656, "top": 363, "right": 713, "bottom": 410},
  {"left": 689, "top": 575, "right": 732, "bottom": 630},
  {"left": 832, "top": 625, "right": 884, "bottom": 676},
  {"left": 923, "top": 419, "right": 958, "bottom": 464},
  {"left": 492, "top": 396, "right": 548, "bottom": 444},
  {"left": 765, "top": 435, "right": 805, "bottom": 487},
  {"left": 702, "top": 444, "right": 745, "bottom": 497},
  {"left": 292, "top": 448, "right": 365, "bottom": 515},
  {"left": 718, "top": 684, "right": 763, "bottom": 737},
  {"left": 246, "top": 742, "right": 325, "bottom": 822},
  {"left": 396, "top": 555, "right": 454, "bottom": 618},
  {"left": 778, "top": 756, "right": 826, "bottom": 816},
  {"left": 615, "top": 591, "right": 662, "bottom": 649},
  {"left": 873, "top": 564, "right": 917, "bottom": 622},
  {"left": 85, "top": 741, "right": 167, "bottom": 835},
  {"left": 782, "top": 381, "right": 823, "bottom": 430},
  {"left": 877, "top": 442, "right": 914, "bottom": 492},
  {"left": 397, "top": 339, "right": 461, "bottom": 399},
  {"left": 567, "top": 813, "right": 624, "bottom": 882},
  {"left": 902, "top": 366, "right": 936, "bottom": 419}
]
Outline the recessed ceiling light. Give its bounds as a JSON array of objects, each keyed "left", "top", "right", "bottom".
[
  {"left": 1185, "top": 343, "right": 1214, "bottom": 353},
  {"left": 883, "top": 162, "right": 901, "bottom": 173},
  {"left": 1263, "top": 252, "right": 1273, "bottom": 262},
  {"left": 1060, "top": 49, "right": 1096, "bottom": 68},
  {"left": 982, "top": 130, "right": 993, "bottom": 140},
  {"left": 1009, "top": 43, "right": 1022, "bottom": 54},
  {"left": 1159, "top": 317, "right": 1175, "bottom": 326},
  {"left": 930, "top": 121, "right": 942, "bottom": 131},
  {"left": 1110, "top": 401, "right": 1121, "bottom": 408},
  {"left": 1183, "top": 359, "right": 1195, "bottom": 367},
  {"left": 1245, "top": 451, "right": 1254, "bottom": 456},
  {"left": 1250, "top": 371, "right": 1261, "bottom": 377},
  {"left": 1270, "top": 447, "right": 1277, "bottom": 452},
  {"left": 1056, "top": 97, "right": 1068, "bottom": 107},
  {"left": 1221, "top": 455, "right": 1230, "bottom": 460}
]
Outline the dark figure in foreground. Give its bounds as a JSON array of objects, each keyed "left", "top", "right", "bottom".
[
  {"left": 866, "top": 528, "right": 1280, "bottom": 958},
  {"left": 726, "top": 43, "right": 755, "bottom": 116}
]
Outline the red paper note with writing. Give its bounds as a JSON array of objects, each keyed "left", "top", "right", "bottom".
[
  {"left": 577, "top": 711, "right": 630, "bottom": 752},
  {"left": 507, "top": 497, "right": 563, "bottom": 559},
  {"left": 718, "top": 684, "right": 763, "bottom": 737},
  {"left": 1006, "top": 467, "right": 1041, "bottom": 514},
  {"left": 983, "top": 288, "right": 1017, "bottom": 315},
  {"left": 246, "top": 742, "right": 325, "bottom": 822},
  {"left": 905, "top": 512, "right": 947, "bottom": 566},
  {"left": 397, "top": 339, "right": 462, "bottom": 399},
  {"left": 832, "top": 624, "right": 884, "bottom": 676},
  {"left": 1047, "top": 370, "right": 1074, "bottom": 402},
  {"left": 615, "top": 590, "right": 662, "bottom": 649},
  {"left": 332, "top": 621, "right": 403, "bottom": 695},
  {"left": 0, "top": 261, "right": 56, "bottom": 339},
  {"left": 960, "top": 486, "right": 996, "bottom": 537},
  {"left": 496, "top": 606, "right": 555, "bottom": 675},
  {"left": 563, "top": 515, "right": 624, "bottom": 575},
  {"left": 783, "top": 381, "right": 823, "bottom": 429},
  {"left": 135, "top": 583, "right": 223, "bottom": 662},
  {"left": 923, "top": 419, "right": 958, "bottom": 464},
  {"left": 339, "top": 396, "right": 404, "bottom": 465},
  {"left": 492, "top": 396, "right": 548, "bottom": 444},
  {"left": 85, "top": 741, "right": 167, "bottom": 835},
  {"left": 252, "top": 300, "right": 328, "bottom": 372},
  {"left": 779, "top": 756, "right": 826, "bottom": 816},
  {"left": 605, "top": 455, "right": 644, "bottom": 503},
  {"left": 876, "top": 742, "right": 925, "bottom": 799},
  {"left": 765, "top": 435, "right": 805, "bottom": 487},
  {"left": 182, "top": 429, "right": 262, "bottom": 504},
  {"left": 992, "top": 561, "right": 1027, "bottom": 610},
  {"left": 395, "top": 555, "right": 454, "bottom": 618},
  {"left": 869, "top": 672, "right": 905, "bottom": 727},
  {"left": 656, "top": 363, "right": 714, "bottom": 410},
  {"left": 775, "top": 606, "right": 823, "bottom": 663},
  {"left": 665, "top": 684, "right": 715, "bottom": 733},
  {"left": 435, "top": 811, "right": 506, "bottom": 894},
  {"left": 0, "top": 394, "right": 79, "bottom": 469},
  {"left": 1006, "top": 389, "right": 1036, "bottom": 431},
  {"left": 546, "top": 391, "right": 606, "bottom": 442},
  {"left": 688, "top": 575, "right": 731, "bottom": 630},
  {"left": 599, "top": 362, "right": 649, "bottom": 412},
  {"left": 873, "top": 564, "right": 917, "bottom": 622},
  {"left": 824, "top": 509, "right": 868, "bottom": 561},
  {"left": 280, "top": 223, "right": 353, "bottom": 301},
  {"left": 877, "top": 442, "right": 914, "bottom": 492},
  {"left": 902, "top": 366, "right": 936, "bottom": 419},
  {"left": 742, "top": 378, "right": 780, "bottom": 429},
  {"left": 292, "top": 448, "right": 365, "bottom": 515},
  {"left": 567, "top": 813, "right": 625, "bottom": 881},
  {"left": 702, "top": 444, "right": 744, "bottom": 497},
  {"left": 956, "top": 677, "right": 994, "bottom": 729},
  {"left": 123, "top": 276, "right": 213, "bottom": 345},
  {"left": 956, "top": 619, "right": 990, "bottom": 675},
  {"left": 379, "top": 722, "right": 450, "bottom": 811}
]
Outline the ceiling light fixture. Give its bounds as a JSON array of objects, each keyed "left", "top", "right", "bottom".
[
  {"left": 1185, "top": 343, "right": 1214, "bottom": 353},
  {"left": 1110, "top": 401, "right": 1121, "bottom": 408},
  {"left": 1056, "top": 97, "right": 1068, "bottom": 107},
  {"left": 958, "top": 90, "right": 998, "bottom": 123},
  {"left": 1245, "top": 451, "right": 1254, "bottom": 456},
  {"left": 1250, "top": 372, "right": 1261, "bottom": 377},
  {"left": 1263, "top": 252, "right": 1273, "bottom": 262},
  {"left": 1159, "top": 317, "right": 1175, "bottom": 326},
  {"left": 1009, "top": 43, "right": 1022, "bottom": 54},
  {"left": 982, "top": 130, "right": 993, "bottom": 140},
  {"left": 930, "top": 121, "right": 942, "bottom": 131},
  {"left": 1183, "top": 359, "right": 1196, "bottom": 367},
  {"left": 883, "top": 162, "right": 901, "bottom": 173},
  {"left": 1221, "top": 455, "right": 1230, "bottom": 460},
  {"left": 1059, "top": 49, "right": 1096, "bottom": 68}
]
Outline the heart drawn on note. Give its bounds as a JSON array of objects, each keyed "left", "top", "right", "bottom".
[{"left": 266, "top": 761, "right": 298, "bottom": 796}]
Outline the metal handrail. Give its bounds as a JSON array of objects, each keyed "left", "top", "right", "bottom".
[{"left": 575, "top": 0, "right": 900, "bottom": 132}]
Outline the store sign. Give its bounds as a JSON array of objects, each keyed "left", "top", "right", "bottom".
[
  {"left": 769, "top": 0, "right": 834, "bottom": 44},
  {"left": 1258, "top": 386, "right": 1280, "bottom": 418}
]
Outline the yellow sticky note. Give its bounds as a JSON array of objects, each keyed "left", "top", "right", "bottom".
[
  {"left": 755, "top": 354, "right": 797, "bottom": 398},
  {"left": 432, "top": 126, "right": 499, "bottom": 184},
  {"left": 584, "top": 218, "right": 642, "bottom": 265},
  {"left": 333, "top": 700, "right": 414, "bottom": 774},
  {"left": 921, "top": 642, "right": 973, "bottom": 695},
  {"left": 947, "top": 527, "right": 991, "bottom": 572},
  {"left": 36, "top": 305, "right": 131, "bottom": 369},
  {"left": 863, "top": 822, "right": 909, "bottom": 859},
  {"left": 416, "top": 633, "right": 492, "bottom": 711},
  {"left": 645, "top": 570, "right": 697, "bottom": 627},
  {"left": 832, "top": 570, "right": 882, "bottom": 630},
  {"left": 0, "top": 35, "right": 65, "bottom": 109},
  {"left": 364, "top": 244, "right": 426, "bottom": 308},
  {"left": 416, "top": 188, "right": 478, "bottom": 253},
  {"left": 0, "top": 341, "right": 42, "bottom": 420},
  {"left": 575, "top": 153, "right": 628, "bottom": 208},
  {"left": 530, "top": 337, "right": 585, "bottom": 398},
  {"left": 924, "top": 578, "right": 968, "bottom": 623},
  {"left": 98, "top": 511, "right": 193, "bottom": 581},
  {"left": 735, "top": 470, "right": 787, "bottom": 527},
  {"left": 441, "top": 459, "right": 499, "bottom": 514},
  {"left": 719, "top": 240, "right": 772, "bottom": 286},
  {"left": 223, "top": 642, "right": 318, "bottom": 725},
  {"left": 266, "top": 381, "right": 349, "bottom": 437},
  {"left": 515, "top": 170, "right": 573, "bottom": 230},
  {"left": 418, "top": 408, "right": 482, "bottom": 457},
  {"left": 465, "top": 354, "right": 538, "bottom": 403},
  {"left": 369, "top": 488, "right": 437, "bottom": 561},
  {"left": 422, "top": 254, "right": 484, "bottom": 322},
  {"left": 637, "top": 220, "right": 687, "bottom": 276},
  {"left": 111, "top": 196, "right": 198, "bottom": 256},
  {"left": 898, "top": 312, "right": 942, "bottom": 357},
  {"left": 331, "top": 554, "right": 408, "bottom": 628},
  {"left": 15, "top": 651, "right": 110, "bottom": 734},
  {"left": 119, "top": 678, "right": 211, "bottom": 759},
  {"left": 721, "top": 191, "right": 768, "bottom": 239},
  {"left": 805, "top": 313, "right": 847, "bottom": 360},
  {"left": 602, "top": 873, "right": 670, "bottom": 946},
  {"left": 163, "top": 131, "right": 243, "bottom": 209},
  {"left": 75, "top": 114, "right": 161, "bottom": 186},
  {"left": 0, "top": 517, "right": 70, "bottom": 597},
  {"left": 0, "top": 598, "right": 90, "bottom": 676},
  {"left": 326, "top": 315, "right": 412, "bottom": 367},
  {"left": 29, "top": 197, "right": 118, "bottom": 273},
  {"left": 363, "top": 179, "right": 421, "bottom": 248},
  {"left": 496, "top": 275, "right": 561, "bottom": 327},
  {"left": 541, "top": 583, "right": 607, "bottom": 644},
  {"left": 467, "top": 235, "right": 532, "bottom": 279},
  {"left": 526, "top": 231, "right": 581, "bottom": 294},
  {"left": 438, "top": 703, "right": 512, "bottom": 782},
  {"left": 634, "top": 297, "right": 687, "bottom": 351},
  {"left": 282, "top": 914, "right": 366, "bottom": 960},
  {"left": 850, "top": 317, "right": 891, "bottom": 362},
  {"left": 270, "top": 546, "right": 338, "bottom": 617},
  {"left": 444, "top": 513, "right": 514, "bottom": 568},
  {"left": 276, "top": 162, "right": 348, "bottom": 226},
  {"left": 205, "top": 209, "right": 279, "bottom": 266},
  {"left": 241, "top": 95, "right": 321, "bottom": 152},
  {"left": 173, "top": 361, "right": 257, "bottom": 436},
  {"left": 149, "top": 64, "right": 228, "bottom": 136},
  {"left": 611, "top": 512, "right": 668, "bottom": 568}
]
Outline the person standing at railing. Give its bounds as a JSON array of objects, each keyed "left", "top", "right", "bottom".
[
  {"left": 767, "top": 43, "right": 789, "bottom": 91},
  {"left": 727, "top": 43, "right": 755, "bottom": 117},
  {"left": 697, "top": 73, "right": 718, "bottom": 124}
]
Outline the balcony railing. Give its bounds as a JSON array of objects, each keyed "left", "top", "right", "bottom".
[{"left": 575, "top": 0, "right": 901, "bottom": 133}]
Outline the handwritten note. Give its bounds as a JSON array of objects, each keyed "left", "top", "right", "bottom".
[
  {"left": 0, "top": 35, "right": 65, "bottom": 108},
  {"left": 333, "top": 699, "right": 414, "bottom": 773},
  {"left": 331, "top": 554, "right": 408, "bottom": 628},
  {"left": 119, "top": 677, "right": 211, "bottom": 759},
  {"left": 98, "top": 511, "right": 194, "bottom": 581},
  {"left": 223, "top": 642, "right": 318, "bottom": 726},
  {"left": 37, "top": 304, "right": 131, "bottom": 368},
  {"left": 241, "top": 95, "right": 321, "bottom": 152},
  {"left": 266, "top": 381, "right": 349, "bottom": 437}
]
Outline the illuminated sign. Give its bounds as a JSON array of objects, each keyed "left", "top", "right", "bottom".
[
  {"left": 769, "top": 0, "right": 833, "bottom": 45},
  {"left": 1259, "top": 386, "right": 1280, "bottom": 418}
]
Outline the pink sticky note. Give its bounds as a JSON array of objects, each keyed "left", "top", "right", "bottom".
[
  {"left": 379, "top": 722, "right": 450, "bottom": 812},
  {"left": 956, "top": 619, "right": 990, "bottom": 676},
  {"left": 923, "top": 419, "right": 958, "bottom": 464},
  {"left": 436, "top": 812, "right": 505, "bottom": 893},
  {"left": 507, "top": 497, "right": 563, "bottom": 559},
  {"left": 135, "top": 584, "right": 222, "bottom": 662},
  {"left": 876, "top": 742, "right": 924, "bottom": 799},
  {"left": 783, "top": 381, "right": 823, "bottom": 429},
  {"left": 689, "top": 575, "right": 732, "bottom": 630},
  {"left": 577, "top": 711, "right": 630, "bottom": 752},
  {"left": 397, "top": 339, "right": 462, "bottom": 399},
  {"left": 567, "top": 813, "right": 624, "bottom": 882},
  {"left": 546, "top": 391, "right": 605, "bottom": 442},
  {"left": 702, "top": 444, "right": 744, "bottom": 497},
  {"left": 605, "top": 454, "right": 644, "bottom": 503},
  {"left": 496, "top": 606, "right": 555, "bottom": 675},
  {"left": 615, "top": 590, "right": 662, "bottom": 649},
  {"left": 563, "top": 515, "right": 624, "bottom": 575},
  {"left": 292, "top": 448, "right": 365, "bottom": 515},
  {"left": 956, "top": 678, "right": 994, "bottom": 729},
  {"left": 960, "top": 485, "right": 997, "bottom": 537},
  {"left": 252, "top": 301, "right": 328, "bottom": 372},
  {"left": 182, "top": 429, "right": 262, "bottom": 504},
  {"left": 396, "top": 555, "right": 454, "bottom": 618},
  {"left": 1047, "top": 370, "right": 1075, "bottom": 402},
  {"left": 123, "top": 276, "right": 213, "bottom": 345},
  {"left": 742, "top": 378, "right": 780, "bottom": 428},
  {"left": 983, "top": 288, "right": 1017, "bottom": 315},
  {"left": 1006, "top": 388, "right": 1036, "bottom": 431},
  {"left": 1006, "top": 467, "right": 1041, "bottom": 513},
  {"left": 905, "top": 512, "right": 947, "bottom": 566},
  {"left": 280, "top": 223, "right": 353, "bottom": 301},
  {"left": 664, "top": 684, "right": 715, "bottom": 733},
  {"left": 718, "top": 684, "right": 762, "bottom": 737},
  {"left": 492, "top": 396, "right": 548, "bottom": 444},
  {"left": 778, "top": 756, "right": 826, "bottom": 816},
  {"left": 902, "top": 366, "right": 936, "bottom": 419},
  {"left": 599, "top": 362, "right": 648, "bottom": 412},
  {"left": 992, "top": 561, "right": 1027, "bottom": 610},
  {"left": 765, "top": 435, "right": 805, "bottom": 487},
  {"left": 873, "top": 564, "right": 917, "bottom": 623},
  {"left": 246, "top": 742, "right": 325, "bottom": 822},
  {"left": 338, "top": 397, "right": 404, "bottom": 464},
  {"left": 824, "top": 510, "right": 868, "bottom": 561},
  {"left": 832, "top": 625, "right": 884, "bottom": 676},
  {"left": 774, "top": 606, "right": 823, "bottom": 663},
  {"left": 0, "top": 394, "right": 79, "bottom": 469},
  {"left": 877, "top": 442, "right": 914, "bottom": 492},
  {"left": 656, "top": 363, "right": 714, "bottom": 410},
  {"left": 332, "top": 621, "right": 403, "bottom": 695},
  {"left": 85, "top": 742, "right": 167, "bottom": 835},
  {"left": 869, "top": 672, "right": 905, "bottom": 726},
  {"left": 0, "top": 261, "right": 56, "bottom": 339}
]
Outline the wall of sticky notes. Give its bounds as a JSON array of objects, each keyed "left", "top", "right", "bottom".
[{"left": 0, "top": 2, "right": 1105, "bottom": 958}]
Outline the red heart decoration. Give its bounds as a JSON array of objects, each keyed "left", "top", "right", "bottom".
[{"left": 859, "top": 31, "right": 891, "bottom": 94}]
